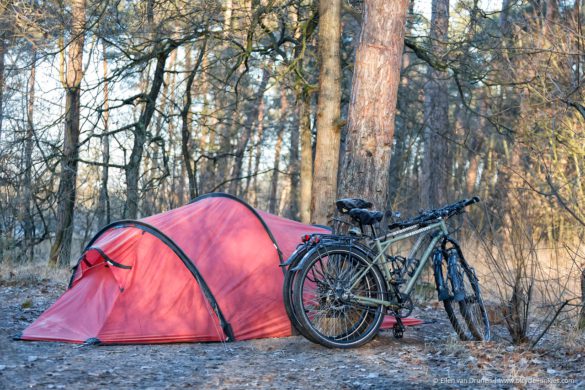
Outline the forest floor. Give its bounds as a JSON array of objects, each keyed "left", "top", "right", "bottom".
[{"left": 1, "top": 270, "right": 585, "bottom": 389}]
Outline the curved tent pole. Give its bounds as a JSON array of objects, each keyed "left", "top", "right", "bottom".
[
  {"left": 69, "top": 219, "right": 235, "bottom": 342},
  {"left": 189, "top": 192, "right": 284, "bottom": 263}
]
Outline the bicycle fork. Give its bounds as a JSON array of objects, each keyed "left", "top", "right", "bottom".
[{"left": 433, "top": 247, "right": 465, "bottom": 302}]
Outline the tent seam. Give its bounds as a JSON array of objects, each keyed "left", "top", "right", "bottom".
[{"left": 93, "top": 273, "right": 125, "bottom": 344}]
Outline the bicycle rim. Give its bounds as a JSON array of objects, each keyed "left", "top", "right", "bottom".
[{"left": 293, "top": 246, "right": 386, "bottom": 348}]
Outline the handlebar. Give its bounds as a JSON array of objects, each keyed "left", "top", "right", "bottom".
[
  {"left": 439, "top": 196, "right": 480, "bottom": 216},
  {"left": 389, "top": 196, "right": 480, "bottom": 230}
]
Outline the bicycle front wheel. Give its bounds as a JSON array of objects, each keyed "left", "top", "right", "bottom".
[
  {"left": 435, "top": 250, "right": 472, "bottom": 341},
  {"left": 451, "top": 250, "right": 491, "bottom": 341},
  {"left": 292, "top": 245, "right": 386, "bottom": 348}
]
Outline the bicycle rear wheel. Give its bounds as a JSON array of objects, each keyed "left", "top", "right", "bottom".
[
  {"left": 292, "top": 245, "right": 386, "bottom": 348},
  {"left": 282, "top": 251, "right": 320, "bottom": 343}
]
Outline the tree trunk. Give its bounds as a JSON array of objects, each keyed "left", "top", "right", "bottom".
[
  {"left": 229, "top": 69, "right": 269, "bottom": 195},
  {"left": 288, "top": 97, "right": 301, "bottom": 220},
  {"left": 543, "top": 0, "right": 558, "bottom": 37},
  {"left": 181, "top": 41, "right": 207, "bottom": 200},
  {"left": 573, "top": 0, "right": 581, "bottom": 89},
  {"left": 299, "top": 91, "right": 313, "bottom": 223},
  {"left": 140, "top": 61, "right": 158, "bottom": 215},
  {"left": 465, "top": 142, "right": 481, "bottom": 195},
  {"left": 198, "top": 54, "right": 218, "bottom": 195},
  {"left": 465, "top": 99, "right": 486, "bottom": 196},
  {"left": 215, "top": 1, "right": 238, "bottom": 191},
  {"left": 161, "top": 40, "right": 179, "bottom": 211},
  {"left": 420, "top": 0, "right": 450, "bottom": 209},
  {"left": 310, "top": 0, "right": 342, "bottom": 224},
  {"left": 388, "top": 0, "right": 415, "bottom": 208},
  {"left": 0, "top": 36, "right": 5, "bottom": 140},
  {"left": 182, "top": 45, "right": 196, "bottom": 201},
  {"left": 269, "top": 89, "right": 288, "bottom": 214},
  {"left": 337, "top": 0, "right": 409, "bottom": 210},
  {"left": 579, "top": 267, "right": 585, "bottom": 329},
  {"left": 243, "top": 138, "right": 255, "bottom": 200},
  {"left": 48, "top": 0, "right": 86, "bottom": 267},
  {"left": 97, "top": 41, "right": 111, "bottom": 227},
  {"left": 125, "top": 47, "right": 173, "bottom": 219},
  {"left": 249, "top": 96, "right": 266, "bottom": 206},
  {"left": 291, "top": 0, "right": 316, "bottom": 223},
  {"left": 217, "top": 105, "right": 238, "bottom": 191},
  {"left": 22, "top": 50, "right": 36, "bottom": 261}
]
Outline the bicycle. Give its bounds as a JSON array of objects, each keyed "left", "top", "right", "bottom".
[{"left": 281, "top": 197, "right": 490, "bottom": 348}]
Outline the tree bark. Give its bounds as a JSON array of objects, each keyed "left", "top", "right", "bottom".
[
  {"left": 125, "top": 47, "right": 173, "bottom": 219},
  {"left": 142, "top": 58, "right": 166, "bottom": 215},
  {"left": 290, "top": 0, "right": 316, "bottom": 223},
  {"left": 181, "top": 41, "right": 207, "bottom": 200},
  {"left": 249, "top": 95, "right": 266, "bottom": 206},
  {"left": 97, "top": 41, "right": 111, "bottom": 227},
  {"left": 166, "top": 47, "right": 180, "bottom": 210},
  {"left": 229, "top": 69, "right": 269, "bottom": 195},
  {"left": 388, "top": 0, "right": 415, "bottom": 208},
  {"left": 0, "top": 35, "right": 5, "bottom": 140},
  {"left": 269, "top": 89, "right": 288, "bottom": 214},
  {"left": 573, "top": 0, "right": 581, "bottom": 89},
  {"left": 299, "top": 91, "right": 313, "bottom": 223},
  {"left": 22, "top": 50, "right": 36, "bottom": 261},
  {"left": 465, "top": 98, "right": 486, "bottom": 196},
  {"left": 579, "top": 267, "right": 585, "bottom": 329},
  {"left": 215, "top": 0, "right": 237, "bottom": 192},
  {"left": 288, "top": 96, "right": 301, "bottom": 220},
  {"left": 198, "top": 53, "right": 215, "bottom": 194},
  {"left": 420, "top": 0, "right": 450, "bottom": 208},
  {"left": 48, "top": 0, "right": 86, "bottom": 267},
  {"left": 337, "top": 0, "right": 409, "bottom": 210},
  {"left": 310, "top": 0, "right": 342, "bottom": 224}
]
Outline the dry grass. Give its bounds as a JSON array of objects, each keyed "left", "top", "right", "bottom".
[
  {"left": 384, "top": 205, "right": 585, "bottom": 345},
  {"left": 460, "top": 203, "right": 585, "bottom": 344},
  {"left": 0, "top": 261, "right": 70, "bottom": 286}
]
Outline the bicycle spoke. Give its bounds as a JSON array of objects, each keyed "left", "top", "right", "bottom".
[{"left": 294, "top": 246, "right": 386, "bottom": 347}]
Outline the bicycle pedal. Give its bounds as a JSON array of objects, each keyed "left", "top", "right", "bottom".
[{"left": 392, "top": 324, "right": 404, "bottom": 339}]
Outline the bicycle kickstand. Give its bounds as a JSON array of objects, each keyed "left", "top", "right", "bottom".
[{"left": 393, "top": 317, "right": 405, "bottom": 339}]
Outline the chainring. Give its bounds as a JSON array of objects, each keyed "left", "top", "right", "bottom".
[{"left": 394, "top": 294, "right": 414, "bottom": 318}]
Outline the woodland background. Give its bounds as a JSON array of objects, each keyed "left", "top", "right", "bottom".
[{"left": 0, "top": 0, "right": 585, "bottom": 345}]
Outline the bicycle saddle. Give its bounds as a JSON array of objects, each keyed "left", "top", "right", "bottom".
[
  {"left": 335, "top": 198, "right": 373, "bottom": 214},
  {"left": 348, "top": 208, "right": 384, "bottom": 225}
]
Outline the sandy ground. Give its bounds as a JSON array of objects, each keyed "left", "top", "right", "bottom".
[{"left": 1, "top": 277, "right": 585, "bottom": 389}]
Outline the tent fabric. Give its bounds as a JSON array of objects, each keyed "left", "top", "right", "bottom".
[{"left": 21, "top": 193, "right": 422, "bottom": 345}]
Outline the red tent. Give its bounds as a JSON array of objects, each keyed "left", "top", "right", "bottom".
[{"left": 20, "top": 193, "right": 422, "bottom": 344}]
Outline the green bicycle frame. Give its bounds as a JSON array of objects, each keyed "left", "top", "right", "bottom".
[{"left": 348, "top": 218, "right": 450, "bottom": 308}]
